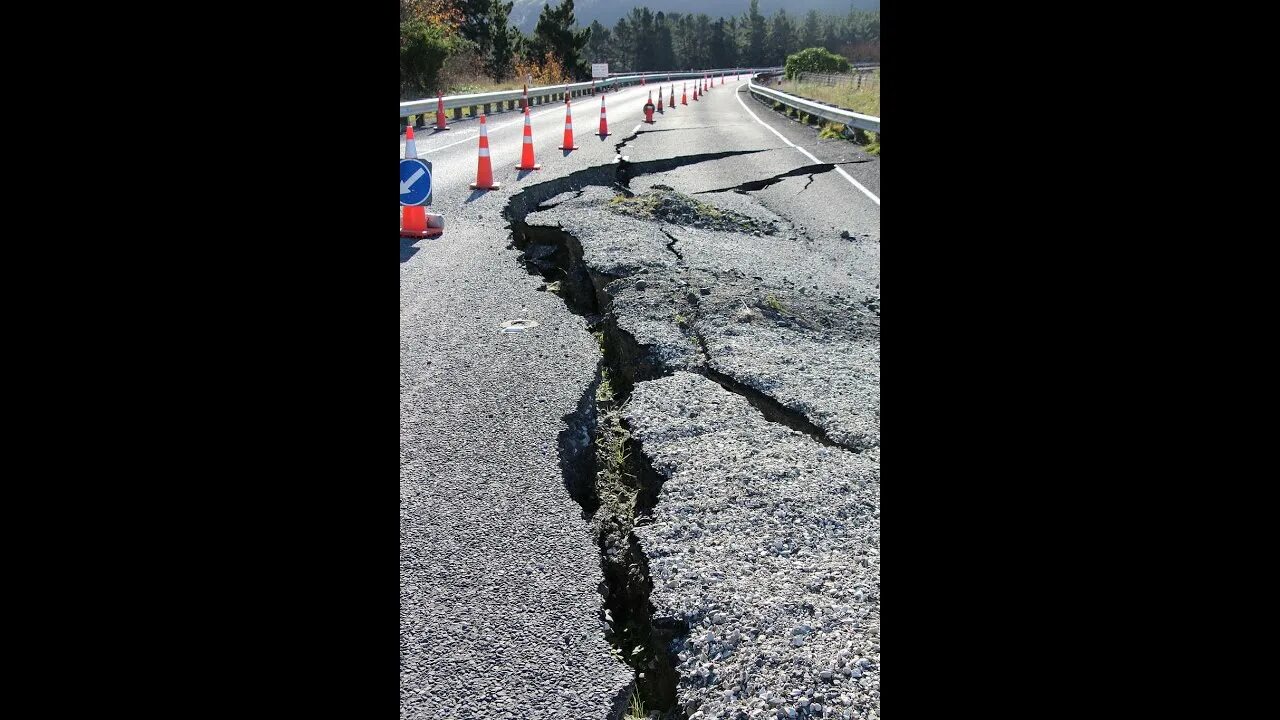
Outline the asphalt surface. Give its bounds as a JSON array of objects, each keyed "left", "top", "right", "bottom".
[
  {"left": 401, "top": 76, "right": 879, "bottom": 719},
  {"left": 626, "top": 373, "right": 880, "bottom": 720}
]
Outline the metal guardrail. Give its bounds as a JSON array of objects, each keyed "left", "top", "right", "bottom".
[
  {"left": 400, "top": 67, "right": 781, "bottom": 123},
  {"left": 747, "top": 71, "right": 880, "bottom": 133}
]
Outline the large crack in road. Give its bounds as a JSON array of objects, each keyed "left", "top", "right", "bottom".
[
  {"left": 694, "top": 161, "right": 871, "bottom": 195},
  {"left": 500, "top": 148, "right": 876, "bottom": 719}
]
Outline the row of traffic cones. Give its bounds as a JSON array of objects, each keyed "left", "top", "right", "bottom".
[
  {"left": 467, "top": 77, "right": 730, "bottom": 192},
  {"left": 407, "top": 76, "right": 733, "bottom": 235},
  {"left": 468, "top": 97, "right": 597, "bottom": 190},
  {"left": 422, "top": 72, "right": 741, "bottom": 129}
]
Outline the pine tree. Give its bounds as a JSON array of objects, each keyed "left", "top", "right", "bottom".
[
  {"left": 530, "top": 0, "right": 591, "bottom": 79},
  {"left": 485, "top": 0, "right": 520, "bottom": 81},
  {"left": 744, "top": 0, "right": 767, "bottom": 66}
]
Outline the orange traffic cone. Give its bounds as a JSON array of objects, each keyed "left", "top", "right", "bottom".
[
  {"left": 515, "top": 107, "right": 541, "bottom": 171},
  {"left": 681, "top": 83, "right": 687, "bottom": 105},
  {"left": 401, "top": 126, "right": 443, "bottom": 238},
  {"left": 657, "top": 86, "right": 664, "bottom": 112},
  {"left": 404, "top": 124, "right": 418, "bottom": 158},
  {"left": 669, "top": 85, "right": 675, "bottom": 110},
  {"left": 521, "top": 84, "right": 528, "bottom": 111},
  {"left": 559, "top": 98, "right": 578, "bottom": 150},
  {"left": 693, "top": 84, "right": 699, "bottom": 101},
  {"left": 435, "top": 92, "right": 449, "bottom": 130},
  {"left": 469, "top": 115, "right": 500, "bottom": 190},
  {"left": 598, "top": 95, "right": 610, "bottom": 137}
]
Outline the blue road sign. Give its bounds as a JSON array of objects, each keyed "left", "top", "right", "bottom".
[{"left": 400, "top": 159, "right": 433, "bottom": 206}]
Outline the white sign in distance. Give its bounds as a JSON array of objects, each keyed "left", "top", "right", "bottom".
[{"left": 591, "top": 63, "right": 609, "bottom": 79}]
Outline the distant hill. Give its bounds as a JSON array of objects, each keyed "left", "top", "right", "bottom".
[{"left": 509, "top": 0, "right": 880, "bottom": 33}]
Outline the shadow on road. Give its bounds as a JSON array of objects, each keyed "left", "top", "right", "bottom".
[{"left": 400, "top": 238, "right": 420, "bottom": 264}]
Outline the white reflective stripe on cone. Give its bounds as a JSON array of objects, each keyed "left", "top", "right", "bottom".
[
  {"left": 479, "top": 148, "right": 490, "bottom": 156},
  {"left": 405, "top": 140, "right": 417, "bottom": 158}
]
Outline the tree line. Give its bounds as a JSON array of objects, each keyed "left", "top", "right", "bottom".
[{"left": 401, "top": 0, "right": 879, "bottom": 97}]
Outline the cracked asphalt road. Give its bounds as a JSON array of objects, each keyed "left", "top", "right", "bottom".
[{"left": 401, "top": 76, "right": 879, "bottom": 719}]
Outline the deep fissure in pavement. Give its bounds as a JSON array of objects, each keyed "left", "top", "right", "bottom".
[
  {"left": 693, "top": 161, "right": 870, "bottom": 195},
  {"left": 500, "top": 150, "right": 834, "bottom": 718},
  {"left": 660, "top": 229, "right": 684, "bottom": 262},
  {"left": 504, "top": 165, "right": 688, "bottom": 719}
]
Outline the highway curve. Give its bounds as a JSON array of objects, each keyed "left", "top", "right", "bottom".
[{"left": 400, "top": 75, "right": 880, "bottom": 720}]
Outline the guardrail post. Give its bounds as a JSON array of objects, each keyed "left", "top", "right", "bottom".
[
  {"left": 413, "top": 114, "right": 426, "bottom": 129},
  {"left": 469, "top": 105, "right": 477, "bottom": 117},
  {"left": 453, "top": 107, "right": 462, "bottom": 121},
  {"left": 483, "top": 102, "right": 491, "bottom": 114}
]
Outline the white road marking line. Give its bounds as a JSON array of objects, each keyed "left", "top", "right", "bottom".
[{"left": 733, "top": 90, "right": 880, "bottom": 206}]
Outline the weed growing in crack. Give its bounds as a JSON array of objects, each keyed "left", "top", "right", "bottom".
[
  {"left": 625, "top": 690, "right": 647, "bottom": 720},
  {"left": 596, "top": 366, "right": 614, "bottom": 405},
  {"left": 610, "top": 188, "right": 777, "bottom": 235},
  {"left": 765, "top": 294, "right": 788, "bottom": 313}
]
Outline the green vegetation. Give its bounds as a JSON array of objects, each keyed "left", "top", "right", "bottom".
[
  {"left": 864, "top": 131, "right": 880, "bottom": 156},
  {"left": 609, "top": 191, "right": 722, "bottom": 221},
  {"left": 784, "top": 70, "right": 880, "bottom": 117},
  {"left": 595, "top": 366, "right": 614, "bottom": 404},
  {"left": 818, "top": 123, "right": 846, "bottom": 140},
  {"left": 625, "top": 691, "right": 646, "bottom": 720},
  {"left": 402, "top": 1, "right": 879, "bottom": 98},
  {"left": 765, "top": 294, "right": 787, "bottom": 313},
  {"left": 784, "top": 47, "right": 852, "bottom": 80}
]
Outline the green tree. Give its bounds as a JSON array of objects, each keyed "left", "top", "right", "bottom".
[
  {"left": 585, "top": 20, "right": 610, "bottom": 66},
  {"left": 709, "top": 19, "right": 732, "bottom": 68},
  {"left": 653, "top": 12, "right": 675, "bottom": 70},
  {"left": 613, "top": 17, "right": 634, "bottom": 71},
  {"left": 744, "top": 0, "right": 767, "bottom": 66},
  {"left": 767, "top": 10, "right": 795, "bottom": 65},
  {"left": 457, "top": 0, "right": 494, "bottom": 55},
  {"left": 530, "top": 0, "right": 591, "bottom": 79},
  {"left": 801, "top": 10, "right": 821, "bottom": 49},
  {"left": 485, "top": 0, "right": 521, "bottom": 81},
  {"left": 693, "top": 14, "right": 712, "bottom": 68},
  {"left": 626, "top": 7, "right": 656, "bottom": 70},
  {"left": 400, "top": 17, "right": 459, "bottom": 96}
]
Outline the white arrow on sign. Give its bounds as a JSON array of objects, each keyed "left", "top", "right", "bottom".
[{"left": 400, "top": 167, "right": 426, "bottom": 195}]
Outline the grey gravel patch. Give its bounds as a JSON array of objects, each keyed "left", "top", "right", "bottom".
[{"left": 623, "top": 372, "right": 880, "bottom": 720}]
